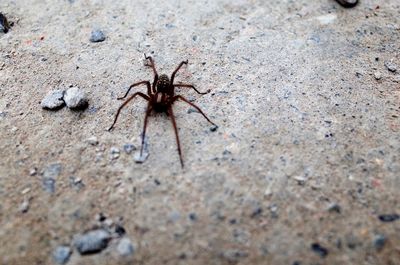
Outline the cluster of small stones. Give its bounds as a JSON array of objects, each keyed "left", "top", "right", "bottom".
[
  {"left": 53, "top": 214, "right": 134, "bottom": 264},
  {"left": 41, "top": 86, "right": 88, "bottom": 110}
]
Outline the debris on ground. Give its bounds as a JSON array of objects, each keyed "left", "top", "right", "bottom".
[
  {"left": 41, "top": 90, "right": 65, "bottom": 110},
  {"left": 90, "top": 29, "right": 106, "bottom": 42},
  {"left": 64, "top": 87, "right": 88, "bottom": 110}
]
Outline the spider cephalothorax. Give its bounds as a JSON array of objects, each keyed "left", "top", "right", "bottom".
[{"left": 108, "top": 54, "right": 216, "bottom": 167}]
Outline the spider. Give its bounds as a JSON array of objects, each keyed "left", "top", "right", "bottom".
[{"left": 108, "top": 54, "right": 217, "bottom": 168}]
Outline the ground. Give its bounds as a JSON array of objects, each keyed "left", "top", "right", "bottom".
[{"left": 0, "top": 0, "right": 399, "bottom": 264}]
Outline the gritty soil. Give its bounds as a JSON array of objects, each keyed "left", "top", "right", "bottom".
[{"left": 0, "top": 0, "right": 399, "bottom": 265}]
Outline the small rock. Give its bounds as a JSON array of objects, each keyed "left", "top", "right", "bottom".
[
  {"left": 73, "top": 229, "right": 110, "bottom": 254},
  {"left": 134, "top": 151, "right": 149, "bottom": 163},
  {"left": 374, "top": 71, "right": 382, "bottom": 80},
  {"left": 221, "top": 249, "right": 249, "bottom": 262},
  {"left": 384, "top": 61, "right": 397, "bottom": 72},
  {"left": 210, "top": 125, "right": 218, "bottom": 132},
  {"left": 378, "top": 214, "right": 399, "bottom": 222},
  {"left": 90, "top": 29, "right": 106, "bottom": 42},
  {"left": 42, "top": 163, "right": 61, "bottom": 193},
  {"left": 29, "top": 168, "right": 37, "bottom": 176},
  {"left": 41, "top": 90, "right": 65, "bottom": 110},
  {"left": 44, "top": 163, "right": 62, "bottom": 179},
  {"left": 311, "top": 243, "right": 328, "bottom": 258},
  {"left": 53, "top": 246, "right": 72, "bottom": 265},
  {"left": 373, "top": 234, "right": 386, "bottom": 251},
  {"left": 19, "top": 199, "right": 30, "bottom": 213},
  {"left": 0, "top": 13, "right": 10, "bottom": 34},
  {"left": 64, "top": 87, "right": 88, "bottom": 110},
  {"left": 86, "top": 136, "right": 98, "bottom": 145},
  {"left": 327, "top": 203, "right": 341, "bottom": 214},
  {"left": 110, "top": 147, "right": 120, "bottom": 159},
  {"left": 123, "top": 143, "right": 136, "bottom": 154},
  {"left": 117, "top": 238, "right": 135, "bottom": 256}
]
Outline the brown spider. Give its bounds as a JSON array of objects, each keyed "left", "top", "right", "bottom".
[{"left": 108, "top": 54, "right": 217, "bottom": 168}]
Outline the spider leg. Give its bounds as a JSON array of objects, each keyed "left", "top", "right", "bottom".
[
  {"left": 144, "top": 54, "right": 158, "bottom": 93},
  {"left": 173, "top": 84, "right": 210, "bottom": 95},
  {"left": 172, "top": 95, "right": 216, "bottom": 126},
  {"left": 140, "top": 103, "right": 152, "bottom": 157},
  {"left": 118, "top": 81, "right": 152, "bottom": 100},
  {"left": 171, "top": 60, "right": 188, "bottom": 84},
  {"left": 168, "top": 106, "right": 184, "bottom": 168},
  {"left": 108, "top": 92, "right": 150, "bottom": 131}
]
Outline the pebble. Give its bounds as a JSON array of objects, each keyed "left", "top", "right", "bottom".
[
  {"left": 373, "top": 234, "right": 386, "bottom": 251},
  {"left": 327, "top": 203, "right": 341, "bottom": 214},
  {"left": 29, "top": 167, "right": 37, "bottom": 176},
  {"left": 311, "top": 243, "right": 328, "bottom": 258},
  {"left": 86, "top": 136, "right": 98, "bottom": 145},
  {"left": 110, "top": 147, "right": 120, "bottom": 159},
  {"left": 41, "top": 90, "right": 65, "bottom": 110},
  {"left": 117, "top": 238, "right": 135, "bottom": 256},
  {"left": 0, "top": 13, "right": 10, "bottom": 34},
  {"left": 384, "top": 61, "right": 397, "bottom": 72},
  {"left": 19, "top": 199, "right": 30, "bottom": 213},
  {"left": 53, "top": 246, "right": 72, "bottom": 265},
  {"left": 210, "top": 125, "right": 218, "bottom": 132},
  {"left": 64, "top": 87, "right": 88, "bottom": 110},
  {"left": 374, "top": 71, "right": 382, "bottom": 80},
  {"left": 123, "top": 143, "right": 136, "bottom": 154},
  {"left": 90, "top": 29, "right": 106, "bottom": 42},
  {"left": 42, "top": 163, "right": 62, "bottom": 193},
  {"left": 378, "top": 214, "right": 399, "bottom": 222},
  {"left": 73, "top": 229, "right": 110, "bottom": 254},
  {"left": 134, "top": 151, "right": 149, "bottom": 163}
]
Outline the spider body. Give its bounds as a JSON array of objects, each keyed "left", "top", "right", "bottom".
[{"left": 108, "top": 54, "right": 216, "bottom": 167}]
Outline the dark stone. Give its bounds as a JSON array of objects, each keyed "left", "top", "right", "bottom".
[
  {"left": 311, "top": 243, "right": 329, "bottom": 258},
  {"left": 378, "top": 214, "right": 399, "bottom": 222}
]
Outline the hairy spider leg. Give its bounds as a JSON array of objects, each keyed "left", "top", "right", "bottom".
[
  {"left": 172, "top": 95, "right": 216, "bottom": 126},
  {"left": 144, "top": 54, "right": 158, "bottom": 93},
  {"left": 140, "top": 103, "right": 153, "bottom": 157},
  {"left": 118, "top": 81, "right": 152, "bottom": 100},
  {"left": 108, "top": 92, "right": 150, "bottom": 131},
  {"left": 173, "top": 84, "right": 210, "bottom": 95},
  {"left": 168, "top": 106, "right": 184, "bottom": 168},
  {"left": 171, "top": 60, "right": 188, "bottom": 84}
]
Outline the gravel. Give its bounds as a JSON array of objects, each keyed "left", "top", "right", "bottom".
[
  {"left": 0, "top": 13, "right": 10, "bottom": 34},
  {"left": 373, "top": 234, "right": 386, "bottom": 251},
  {"left": 89, "top": 29, "right": 106, "bottom": 42},
  {"left": 123, "top": 143, "right": 136, "bottom": 154},
  {"left": 116, "top": 238, "right": 134, "bottom": 256},
  {"left": 374, "top": 71, "right": 382, "bottom": 80},
  {"left": 41, "top": 90, "right": 65, "bottom": 110},
  {"left": 110, "top": 147, "right": 120, "bottom": 160},
  {"left": 311, "top": 243, "right": 329, "bottom": 258},
  {"left": 378, "top": 214, "right": 399, "bottom": 222},
  {"left": 42, "top": 163, "right": 62, "bottom": 193},
  {"left": 86, "top": 136, "right": 99, "bottom": 145},
  {"left": 53, "top": 246, "right": 72, "bottom": 265},
  {"left": 64, "top": 87, "right": 88, "bottom": 110},
  {"left": 384, "top": 61, "right": 397, "bottom": 72},
  {"left": 73, "top": 229, "right": 111, "bottom": 254}
]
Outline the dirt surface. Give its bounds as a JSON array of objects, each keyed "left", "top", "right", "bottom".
[{"left": 0, "top": 0, "right": 399, "bottom": 264}]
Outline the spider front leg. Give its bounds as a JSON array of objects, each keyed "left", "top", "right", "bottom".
[
  {"left": 108, "top": 92, "right": 150, "bottom": 131},
  {"left": 168, "top": 106, "right": 184, "bottom": 168},
  {"left": 173, "top": 84, "right": 211, "bottom": 95},
  {"left": 118, "top": 81, "right": 152, "bottom": 100},
  {"left": 171, "top": 60, "right": 188, "bottom": 84},
  {"left": 172, "top": 95, "right": 216, "bottom": 126},
  {"left": 144, "top": 54, "right": 158, "bottom": 93}
]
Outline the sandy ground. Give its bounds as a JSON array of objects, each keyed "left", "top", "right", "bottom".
[{"left": 0, "top": 0, "right": 399, "bottom": 264}]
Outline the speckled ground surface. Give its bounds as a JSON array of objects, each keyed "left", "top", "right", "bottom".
[{"left": 0, "top": 0, "right": 399, "bottom": 264}]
